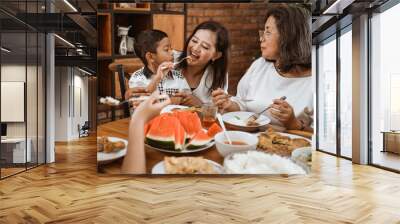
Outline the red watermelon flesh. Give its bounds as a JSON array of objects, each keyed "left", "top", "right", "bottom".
[
  {"left": 207, "top": 123, "right": 223, "bottom": 138},
  {"left": 187, "top": 129, "right": 213, "bottom": 150},
  {"left": 173, "top": 117, "right": 186, "bottom": 150},
  {"left": 144, "top": 118, "right": 155, "bottom": 136},
  {"left": 172, "top": 111, "right": 202, "bottom": 140},
  {"left": 145, "top": 114, "right": 186, "bottom": 151}
]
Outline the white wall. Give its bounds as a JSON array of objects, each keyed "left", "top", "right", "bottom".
[
  {"left": 54, "top": 66, "right": 89, "bottom": 141},
  {"left": 1, "top": 64, "right": 46, "bottom": 164},
  {"left": 1, "top": 65, "right": 42, "bottom": 137}
]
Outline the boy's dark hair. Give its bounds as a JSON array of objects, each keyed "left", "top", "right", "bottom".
[{"left": 134, "top": 29, "right": 168, "bottom": 67}]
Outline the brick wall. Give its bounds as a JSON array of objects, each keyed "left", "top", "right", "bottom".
[{"left": 186, "top": 3, "right": 267, "bottom": 94}]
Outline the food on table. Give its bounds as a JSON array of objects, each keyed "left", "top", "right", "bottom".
[
  {"left": 257, "top": 128, "right": 311, "bottom": 157},
  {"left": 224, "top": 141, "right": 247, "bottom": 145},
  {"left": 99, "top": 96, "right": 120, "bottom": 106},
  {"left": 97, "top": 136, "right": 126, "bottom": 153},
  {"left": 246, "top": 118, "right": 260, "bottom": 127},
  {"left": 206, "top": 123, "right": 223, "bottom": 138},
  {"left": 145, "top": 114, "right": 186, "bottom": 151},
  {"left": 186, "top": 130, "right": 213, "bottom": 149},
  {"left": 172, "top": 110, "right": 202, "bottom": 139},
  {"left": 224, "top": 151, "right": 306, "bottom": 174},
  {"left": 145, "top": 111, "right": 213, "bottom": 151},
  {"left": 164, "top": 156, "right": 216, "bottom": 174},
  {"left": 233, "top": 114, "right": 260, "bottom": 126}
]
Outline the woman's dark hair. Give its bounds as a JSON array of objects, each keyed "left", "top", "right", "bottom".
[
  {"left": 134, "top": 29, "right": 168, "bottom": 68},
  {"left": 265, "top": 4, "right": 311, "bottom": 73},
  {"left": 177, "top": 21, "right": 230, "bottom": 95}
]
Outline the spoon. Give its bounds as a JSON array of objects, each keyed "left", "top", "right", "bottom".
[{"left": 216, "top": 113, "right": 232, "bottom": 145}]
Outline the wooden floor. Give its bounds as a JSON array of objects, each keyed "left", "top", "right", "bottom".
[
  {"left": 1, "top": 136, "right": 400, "bottom": 223},
  {"left": 372, "top": 150, "right": 400, "bottom": 171}
]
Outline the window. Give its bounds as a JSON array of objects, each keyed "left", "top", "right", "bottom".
[
  {"left": 370, "top": 2, "right": 400, "bottom": 171},
  {"left": 339, "top": 27, "right": 352, "bottom": 158},
  {"left": 317, "top": 36, "right": 337, "bottom": 155}
]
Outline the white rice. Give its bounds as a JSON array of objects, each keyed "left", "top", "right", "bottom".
[{"left": 224, "top": 151, "right": 306, "bottom": 175}]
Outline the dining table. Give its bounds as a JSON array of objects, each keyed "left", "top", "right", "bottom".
[{"left": 97, "top": 117, "right": 313, "bottom": 174}]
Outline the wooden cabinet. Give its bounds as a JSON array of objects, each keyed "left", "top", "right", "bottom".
[
  {"left": 97, "top": 13, "right": 112, "bottom": 57},
  {"left": 153, "top": 14, "right": 185, "bottom": 51},
  {"left": 97, "top": 4, "right": 185, "bottom": 122}
]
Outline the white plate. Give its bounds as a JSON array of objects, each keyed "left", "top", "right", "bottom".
[
  {"left": 97, "top": 137, "right": 128, "bottom": 164},
  {"left": 161, "top": 105, "right": 189, "bottom": 114},
  {"left": 151, "top": 159, "right": 224, "bottom": 174},
  {"left": 145, "top": 140, "right": 215, "bottom": 154},
  {"left": 222, "top": 111, "right": 270, "bottom": 127}
]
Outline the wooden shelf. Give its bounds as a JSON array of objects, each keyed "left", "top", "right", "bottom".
[
  {"left": 113, "top": 3, "right": 151, "bottom": 12},
  {"left": 97, "top": 13, "right": 112, "bottom": 57},
  {"left": 113, "top": 54, "right": 137, "bottom": 59},
  {"left": 97, "top": 52, "right": 112, "bottom": 58},
  {"left": 113, "top": 13, "right": 152, "bottom": 55},
  {"left": 98, "top": 3, "right": 110, "bottom": 10}
]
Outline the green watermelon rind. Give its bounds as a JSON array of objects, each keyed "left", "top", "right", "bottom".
[
  {"left": 145, "top": 138, "right": 180, "bottom": 151},
  {"left": 186, "top": 140, "right": 213, "bottom": 150}
]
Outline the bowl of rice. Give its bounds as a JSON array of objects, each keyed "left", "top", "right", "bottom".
[{"left": 223, "top": 151, "right": 306, "bottom": 175}]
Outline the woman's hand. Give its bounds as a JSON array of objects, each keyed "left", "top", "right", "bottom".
[
  {"left": 174, "top": 92, "right": 202, "bottom": 107},
  {"left": 269, "top": 99, "right": 302, "bottom": 130},
  {"left": 211, "top": 88, "right": 241, "bottom": 113},
  {"left": 211, "top": 88, "right": 232, "bottom": 111},
  {"left": 131, "top": 91, "right": 171, "bottom": 124}
]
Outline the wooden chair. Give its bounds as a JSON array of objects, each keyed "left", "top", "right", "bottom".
[{"left": 108, "top": 58, "right": 144, "bottom": 118}]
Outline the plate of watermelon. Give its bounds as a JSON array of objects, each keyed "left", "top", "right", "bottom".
[{"left": 144, "top": 110, "right": 223, "bottom": 153}]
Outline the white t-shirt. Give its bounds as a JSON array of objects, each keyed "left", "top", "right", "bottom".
[
  {"left": 128, "top": 67, "right": 190, "bottom": 95},
  {"left": 231, "top": 57, "right": 313, "bottom": 130},
  {"left": 190, "top": 65, "right": 229, "bottom": 104}
]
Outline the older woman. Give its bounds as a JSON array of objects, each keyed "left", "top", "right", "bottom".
[
  {"left": 174, "top": 21, "right": 230, "bottom": 106},
  {"left": 212, "top": 5, "right": 313, "bottom": 132}
]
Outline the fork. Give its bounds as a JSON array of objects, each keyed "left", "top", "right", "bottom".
[
  {"left": 246, "top": 96, "right": 287, "bottom": 123},
  {"left": 173, "top": 56, "right": 191, "bottom": 67},
  {"left": 161, "top": 56, "right": 191, "bottom": 70}
]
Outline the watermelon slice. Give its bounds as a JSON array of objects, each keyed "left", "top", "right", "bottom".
[
  {"left": 172, "top": 111, "right": 202, "bottom": 140},
  {"left": 173, "top": 116, "right": 186, "bottom": 150},
  {"left": 186, "top": 130, "right": 213, "bottom": 150},
  {"left": 145, "top": 114, "right": 186, "bottom": 151},
  {"left": 207, "top": 123, "right": 223, "bottom": 138}
]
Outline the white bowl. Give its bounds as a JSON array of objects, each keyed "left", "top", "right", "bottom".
[{"left": 214, "top": 131, "right": 258, "bottom": 157}]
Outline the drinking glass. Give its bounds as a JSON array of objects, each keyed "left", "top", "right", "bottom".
[{"left": 201, "top": 103, "right": 217, "bottom": 129}]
